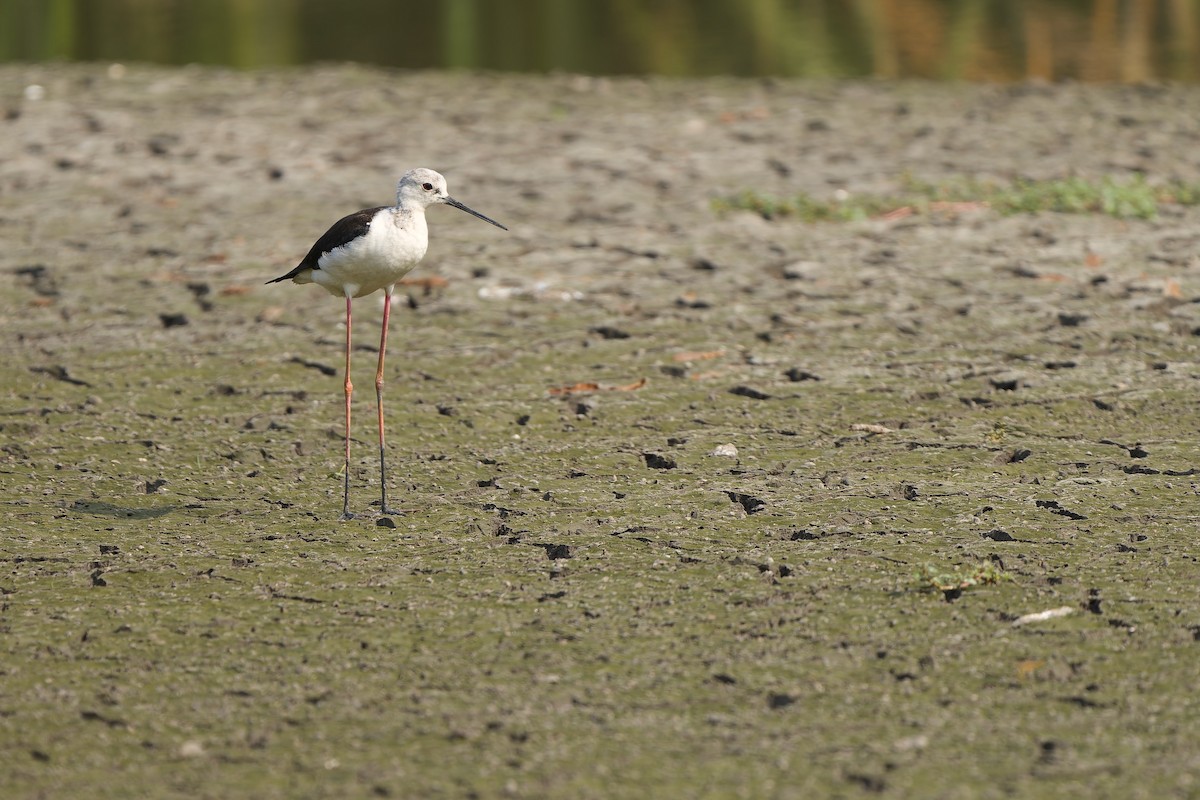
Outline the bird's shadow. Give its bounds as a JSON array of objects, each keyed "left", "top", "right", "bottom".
[{"left": 68, "top": 500, "right": 178, "bottom": 519}]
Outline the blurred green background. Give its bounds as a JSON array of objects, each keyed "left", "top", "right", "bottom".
[{"left": 0, "top": 0, "right": 1197, "bottom": 81}]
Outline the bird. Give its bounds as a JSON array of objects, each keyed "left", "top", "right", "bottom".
[{"left": 267, "top": 168, "right": 507, "bottom": 520}]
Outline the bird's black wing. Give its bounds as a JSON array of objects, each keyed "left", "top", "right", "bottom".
[{"left": 266, "top": 207, "right": 388, "bottom": 284}]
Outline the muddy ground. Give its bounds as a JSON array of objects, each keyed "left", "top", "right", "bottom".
[{"left": 2, "top": 64, "right": 1200, "bottom": 798}]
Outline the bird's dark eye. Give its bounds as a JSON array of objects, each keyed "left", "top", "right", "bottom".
[{"left": 422, "top": 182, "right": 434, "bottom": 191}]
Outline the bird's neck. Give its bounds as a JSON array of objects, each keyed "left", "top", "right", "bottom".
[{"left": 388, "top": 205, "right": 427, "bottom": 238}]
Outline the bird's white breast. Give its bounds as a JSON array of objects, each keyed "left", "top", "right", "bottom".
[{"left": 314, "top": 208, "right": 429, "bottom": 298}]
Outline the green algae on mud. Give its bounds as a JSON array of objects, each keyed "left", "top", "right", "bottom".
[{"left": 2, "top": 64, "right": 1200, "bottom": 798}]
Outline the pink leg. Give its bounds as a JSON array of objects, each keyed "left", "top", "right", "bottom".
[
  {"left": 340, "top": 293, "right": 355, "bottom": 520},
  {"left": 376, "top": 289, "right": 401, "bottom": 515}
]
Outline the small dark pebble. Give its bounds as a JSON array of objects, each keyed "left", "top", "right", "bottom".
[
  {"left": 995, "top": 448, "right": 1032, "bottom": 464},
  {"left": 643, "top": 452, "right": 676, "bottom": 470},
  {"left": 725, "top": 491, "right": 766, "bottom": 514},
  {"left": 766, "top": 692, "right": 797, "bottom": 709},
  {"left": 1035, "top": 499, "right": 1088, "bottom": 521},
  {"left": 982, "top": 529, "right": 1015, "bottom": 542},
  {"left": 159, "top": 313, "right": 188, "bottom": 328},
  {"left": 376, "top": 517, "right": 396, "bottom": 529},
  {"left": 543, "top": 544, "right": 573, "bottom": 560},
  {"left": 589, "top": 325, "right": 630, "bottom": 340},
  {"left": 784, "top": 367, "right": 821, "bottom": 382},
  {"left": 730, "top": 385, "right": 771, "bottom": 400}
]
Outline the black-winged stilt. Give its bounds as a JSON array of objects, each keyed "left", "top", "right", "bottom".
[{"left": 268, "top": 168, "right": 507, "bottom": 520}]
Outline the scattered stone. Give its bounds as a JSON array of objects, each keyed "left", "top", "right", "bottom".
[
  {"left": 1012, "top": 606, "right": 1075, "bottom": 627},
  {"left": 589, "top": 325, "right": 630, "bottom": 339},
  {"left": 766, "top": 692, "right": 797, "bottom": 709},
  {"left": 982, "top": 529, "right": 1014, "bottom": 542},
  {"left": 30, "top": 365, "right": 91, "bottom": 387},
  {"left": 643, "top": 452, "right": 676, "bottom": 469},
  {"left": 178, "top": 740, "right": 206, "bottom": 758},
  {"left": 14, "top": 264, "right": 58, "bottom": 296},
  {"left": 725, "top": 491, "right": 765, "bottom": 514},
  {"left": 709, "top": 443, "right": 738, "bottom": 458},
  {"left": 159, "top": 313, "right": 188, "bottom": 328},
  {"left": 784, "top": 367, "right": 821, "bottom": 382},
  {"left": 780, "top": 260, "right": 822, "bottom": 280},
  {"left": 1034, "top": 499, "right": 1087, "bottom": 520},
  {"left": 994, "top": 448, "right": 1032, "bottom": 464},
  {"left": 539, "top": 543, "right": 573, "bottom": 560},
  {"left": 376, "top": 517, "right": 396, "bottom": 529},
  {"left": 675, "top": 294, "right": 711, "bottom": 309},
  {"left": 729, "top": 385, "right": 770, "bottom": 400}
]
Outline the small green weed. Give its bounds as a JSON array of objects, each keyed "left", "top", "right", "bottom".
[
  {"left": 716, "top": 174, "right": 1200, "bottom": 221},
  {"left": 916, "top": 560, "right": 1012, "bottom": 601}
]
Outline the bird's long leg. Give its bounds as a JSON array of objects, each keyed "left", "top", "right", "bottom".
[
  {"left": 340, "top": 292, "right": 356, "bottom": 521},
  {"left": 376, "top": 288, "right": 401, "bottom": 515}
]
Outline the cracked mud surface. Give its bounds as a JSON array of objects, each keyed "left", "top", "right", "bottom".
[{"left": 3, "top": 65, "right": 1200, "bottom": 797}]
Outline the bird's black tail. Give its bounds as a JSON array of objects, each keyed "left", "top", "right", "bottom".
[{"left": 265, "top": 265, "right": 305, "bottom": 285}]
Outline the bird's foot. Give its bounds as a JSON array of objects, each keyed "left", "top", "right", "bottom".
[
  {"left": 379, "top": 505, "right": 405, "bottom": 517},
  {"left": 339, "top": 510, "right": 359, "bottom": 522}
]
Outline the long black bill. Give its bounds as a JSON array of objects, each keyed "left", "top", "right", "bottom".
[{"left": 445, "top": 197, "right": 508, "bottom": 230}]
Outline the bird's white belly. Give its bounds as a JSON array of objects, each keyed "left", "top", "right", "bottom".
[{"left": 315, "top": 211, "right": 428, "bottom": 298}]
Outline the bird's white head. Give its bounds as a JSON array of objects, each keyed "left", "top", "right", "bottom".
[
  {"left": 395, "top": 168, "right": 449, "bottom": 208},
  {"left": 394, "top": 168, "right": 507, "bottom": 230}
]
